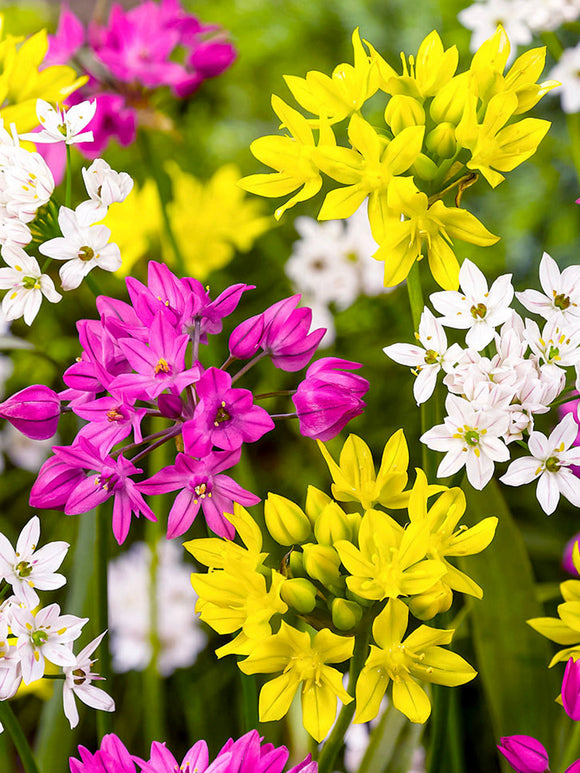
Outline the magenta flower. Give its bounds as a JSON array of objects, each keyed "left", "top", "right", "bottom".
[
  {"left": 563, "top": 657, "right": 580, "bottom": 720},
  {"left": 261, "top": 296, "right": 325, "bottom": 372},
  {"left": 497, "top": 736, "right": 550, "bottom": 773},
  {"left": 182, "top": 367, "right": 274, "bottom": 457},
  {"left": 139, "top": 449, "right": 260, "bottom": 538},
  {"left": 563, "top": 534, "right": 580, "bottom": 575},
  {"left": 70, "top": 733, "right": 137, "bottom": 773},
  {"left": 0, "top": 385, "right": 60, "bottom": 440},
  {"left": 30, "top": 456, "right": 86, "bottom": 510},
  {"left": 73, "top": 392, "right": 147, "bottom": 453},
  {"left": 293, "top": 358, "right": 368, "bottom": 441}
]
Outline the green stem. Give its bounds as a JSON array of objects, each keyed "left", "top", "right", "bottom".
[
  {"left": 84, "top": 272, "right": 101, "bottom": 298},
  {"left": 0, "top": 702, "right": 40, "bottom": 773},
  {"left": 558, "top": 720, "right": 580, "bottom": 773},
  {"left": 317, "top": 629, "right": 370, "bottom": 773},
  {"left": 143, "top": 518, "right": 165, "bottom": 745},
  {"left": 238, "top": 668, "right": 259, "bottom": 733},
  {"left": 406, "top": 261, "right": 424, "bottom": 330},
  {"left": 138, "top": 132, "right": 186, "bottom": 275},
  {"left": 96, "top": 506, "right": 113, "bottom": 739},
  {"left": 65, "top": 144, "right": 72, "bottom": 210}
]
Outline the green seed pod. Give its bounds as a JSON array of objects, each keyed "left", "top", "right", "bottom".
[
  {"left": 384, "top": 95, "right": 425, "bottom": 135},
  {"left": 314, "top": 502, "right": 351, "bottom": 546},
  {"left": 331, "top": 598, "right": 363, "bottom": 631},
  {"left": 281, "top": 578, "right": 318, "bottom": 614},
  {"left": 264, "top": 493, "right": 312, "bottom": 546}
]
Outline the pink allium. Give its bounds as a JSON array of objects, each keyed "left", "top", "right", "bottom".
[
  {"left": 497, "top": 735, "right": 550, "bottom": 773},
  {"left": 0, "top": 384, "right": 60, "bottom": 440},
  {"left": 70, "top": 733, "right": 137, "bottom": 773},
  {"left": 563, "top": 534, "right": 580, "bottom": 575},
  {"left": 562, "top": 657, "right": 580, "bottom": 720},
  {"left": 261, "top": 295, "right": 326, "bottom": 372}
]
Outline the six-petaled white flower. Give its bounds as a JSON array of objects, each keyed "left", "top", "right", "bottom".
[
  {"left": 0, "top": 244, "right": 61, "bottom": 324},
  {"left": 20, "top": 99, "right": 96, "bottom": 145},
  {"left": 62, "top": 632, "right": 115, "bottom": 729}
]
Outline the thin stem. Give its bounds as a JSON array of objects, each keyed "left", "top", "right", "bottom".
[
  {"left": 191, "top": 318, "right": 201, "bottom": 365},
  {"left": 84, "top": 273, "right": 101, "bottom": 298},
  {"left": 405, "top": 261, "right": 424, "bottom": 330},
  {"left": 238, "top": 667, "right": 259, "bottom": 733},
  {"left": 254, "top": 390, "right": 297, "bottom": 399},
  {"left": 270, "top": 412, "right": 298, "bottom": 420},
  {"left": 231, "top": 351, "right": 267, "bottom": 384},
  {"left": 317, "top": 629, "right": 370, "bottom": 773},
  {"left": 220, "top": 354, "right": 236, "bottom": 370},
  {"left": 551, "top": 392, "right": 579, "bottom": 408},
  {"left": 112, "top": 426, "right": 177, "bottom": 458},
  {"left": 95, "top": 506, "right": 113, "bottom": 739},
  {"left": 0, "top": 701, "right": 40, "bottom": 773},
  {"left": 130, "top": 425, "right": 183, "bottom": 464},
  {"left": 65, "top": 144, "right": 72, "bottom": 210}
]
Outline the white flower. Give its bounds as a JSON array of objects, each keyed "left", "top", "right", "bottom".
[
  {"left": 62, "top": 632, "right": 115, "bottom": 729},
  {"left": 0, "top": 244, "right": 61, "bottom": 324},
  {"left": 0, "top": 611, "right": 21, "bottom": 700},
  {"left": 39, "top": 204, "right": 122, "bottom": 290},
  {"left": 20, "top": 99, "right": 96, "bottom": 145},
  {"left": 0, "top": 147, "right": 54, "bottom": 223},
  {"left": 526, "top": 0, "right": 580, "bottom": 31},
  {"left": 420, "top": 393, "right": 510, "bottom": 489},
  {"left": 384, "top": 308, "right": 463, "bottom": 404},
  {"left": 82, "top": 158, "right": 133, "bottom": 208},
  {"left": 0, "top": 516, "right": 68, "bottom": 608},
  {"left": 11, "top": 603, "right": 87, "bottom": 684},
  {"left": 517, "top": 252, "right": 580, "bottom": 323},
  {"left": 500, "top": 413, "right": 580, "bottom": 514},
  {"left": 549, "top": 42, "right": 580, "bottom": 113},
  {"left": 0, "top": 214, "right": 31, "bottom": 247},
  {"left": 430, "top": 259, "right": 514, "bottom": 351},
  {"left": 458, "top": 0, "right": 532, "bottom": 59},
  {"left": 524, "top": 317, "right": 580, "bottom": 377},
  {"left": 0, "top": 422, "right": 56, "bottom": 472}
]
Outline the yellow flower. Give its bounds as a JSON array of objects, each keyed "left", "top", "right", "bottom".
[
  {"left": 108, "top": 180, "right": 162, "bottom": 277},
  {"left": 374, "top": 176, "right": 499, "bottom": 290},
  {"left": 0, "top": 22, "right": 86, "bottom": 132},
  {"left": 355, "top": 598, "right": 476, "bottom": 724},
  {"left": 166, "top": 161, "right": 271, "bottom": 277},
  {"left": 239, "top": 621, "right": 354, "bottom": 741}
]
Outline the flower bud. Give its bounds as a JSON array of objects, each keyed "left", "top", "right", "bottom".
[
  {"left": 314, "top": 502, "right": 351, "bottom": 546},
  {"left": 305, "top": 485, "right": 332, "bottom": 527},
  {"left": 264, "top": 493, "right": 312, "bottom": 545},
  {"left": 0, "top": 385, "right": 60, "bottom": 440},
  {"left": 407, "top": 581, "right": 453, "bottom": 621},
  {"left": 302, "top": 544, "right": 341, "bottom": 591},
  {"left": 346, "top": 512, "right": 362, "bottom": 542},
  {"left": 430, "top": 72, "right": 470, "bottom": 125},
  {"left": 497, "top": 736, "right": 550, "bottom": 773},
  {"left": 331, "top": 598, "right": 363, "bottom": 631},
  {"left": 425, "top": 122, "right": 456, "bottom": 159},
  {"left": 158, "top": 393, "right": 183, "bottom": 419},
  {"left": 562, "top": 657, "right": 580, "bottom": 720},
  {"left": 412, "top": 153, "right": 439, "bottom": 181},
  {"left": 289, "top": 549, "right": 306, "bottom": 578},
  {"left": 229, "top": 313, "right": 265, "bottom": 359},
  {"left": 281, "top": 578, "right": 318, "bottom": 614},
  {"left": 384, "top": 95, "right": 425, "bottom": 135}
]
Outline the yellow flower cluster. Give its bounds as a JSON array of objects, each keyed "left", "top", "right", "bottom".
[
  {"left": 528, "top": 541, "right": 580, "bottom": 666},
  {"left": 240, "top": 27, "right": 555, "bottom": 290},
  {"left": 0, "top": 17, "right": 86, "bottom": 132},
  {"left": 185, "top": 431, "right": 497, "bottom": 741}
]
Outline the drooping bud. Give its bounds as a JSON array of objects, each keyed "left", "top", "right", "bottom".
[
  {"left": 281, "top": 578, "right": 318, "bottom": 614},
  {"left": 314, "top": 502, "right": 351, "bottom": 546},
  {"left": 384, "top": 95, "right": 425, "bottom": 135},
  {"left": 302, "top": 544, "right": 341, "bottom": 591},
  {"left": 264, "top": 493, "right": 312, "bottom": 545},
  {"left": 0, "top": 385, "right": 60, "bottom": 439},
  {"left": 497, "top": 736, "right": 550, "bottom": 773},
  {"left": 331, "top": 598, "right": 363, "bottom": 631},
  {"left": 229, "top": 313, "right": 265, "bottom": 359}
]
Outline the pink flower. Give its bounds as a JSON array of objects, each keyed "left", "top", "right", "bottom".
[
  {"left": 563, "top": 657, "right": 580, "bottom": 720},
  {"left": 261, "top": 296, "right": 325, "bottom": 372},
  {"left": 293, "top": 358, "right": 368, "bottom": 441},
  {"left": 69, "top": 733, "right": 137, "bottom": 773},
  {"left": 0, "top": 384, "right": 60, "bottom": 440},
  {"left": 497, "top": 736, "right": 550, "bottom": 773},
  {"left": 563, "top": 534, "right": 580, "bottom": 575}
]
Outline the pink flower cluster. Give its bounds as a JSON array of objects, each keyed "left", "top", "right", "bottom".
[
  {"left": 1, "top": 262, "right": 367, "bottom": 545},
  {"left": 69, "top": 729, "right": 317, "bottom": 773},
  {"left": 45, "top": 1, "right": 236, "bottom": 156}
]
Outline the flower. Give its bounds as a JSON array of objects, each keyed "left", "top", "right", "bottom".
[
  {"left": 549, "top": 42, "right": 580, "bottom": 114},
  {"left": 458, "top": 2, "right": 532, "bottom": 57},
  {"left": 69, "top": 734, "right": 137, "bottom": 773},
  {"left": 497, "top": 735, "right": 550, "bottom": 773},
  {"left": 20, "top": 99, "right": 96, "bottom": 145},
  {"left": 500, "top": 413, "right": 580, "bottom": 514},
  {"left": 562, "top": 657, "right": 580, "bottom": 720},
  {"left": 0, "top": 245, "right": 61, "bottom": 324},
  {"left": 62, "top": 632, "right": 115, "bottom": 729},
  {"left": 0, "top": 384, "right": 60, "bottom": 439},
  {"left": 82, "top": 158, "right": 133, "bottom": 210},
  {"left": 517, "top": 252, "right": 580, "bottom": 323}
]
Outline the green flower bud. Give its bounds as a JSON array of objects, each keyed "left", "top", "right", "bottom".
[
  {"left": 426, "top": 122, "right": 457, "bottom": 159},
  {"left": 305, "top": 485, "right": 332, "bottom": 527},
  {"left": 264, "top": 493, "right": 312, "bottom": 546},
  {"left": 407, "top": 581, "right": 453, "bottom": 621},
  {"left": 314, "top": 502, "right": 351, "bottom": 546},
  {"left": 384, "top": 95, "right": 425, "bottom": 135},
  {"left": 412, "top": 152, "right": 439, "bottom": 181},
  {"left": 303, "top": 544, "right": 341, "bottom": 590},
  {"left": 289, "top": 549, "right": 306, "bottom": 578},
  {"left": 281, "top": 578, "right": 318, "bottom": 614},
  {"left": 331, "top": 598, "right": 363, "bottom": 631}
]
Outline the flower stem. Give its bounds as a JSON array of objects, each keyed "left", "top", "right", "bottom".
[
  {"left": 317, "top": 629, "right": 370, "bottom": 773},
  {"left": 65, "top": 144, "right": 72, "bottom": 210},
  {"left": 238, "top": 667, "right": 259, "bottom": 733},
  {"left": 0, "top": 701, "right": 40, "bottom": 773},
  {"left": 231, "top": 351, "right": 267, "bottom": 383},
  {"left": 95, "top": 505, "right": 113, "bottom": 739}
]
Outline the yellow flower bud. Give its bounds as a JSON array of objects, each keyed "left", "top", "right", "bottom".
[
  {"left": 407, "top": 581, "right": 453, "bottom": 621},
  {"left": 346, "top": 512, "right": 361, "bottom": 542},
  {"left": 426, "top": 122, "right": 457, "bottom": 158},
  {"left": 281, "top": 578, "right": 318, "bottom": 614},
  {"left": 384, "top": 95, "right": 425, "bottom": 135},
  {"left": 331, "top": 598, "right": 363, "bottom": 631},
  {"left": 264, "top": 493, "right": 312, "bottom": 546},
  {"left": 314, "top": 502, "right": 351, "bottom": 546},
  {"left": 412, "top": 153, "right": 439, "bottom": 181},
  {"left": 305, "top": 485, "right": 333, "bottom": 527},
  {"left": 289, "top": 549, "right": 306, "bottom": 578},
  {"left": 303, "top": 544, "right": 342, "bottom": 590},
  {"left": 429, "top": 73, "right": 470, "bottom": 125}
]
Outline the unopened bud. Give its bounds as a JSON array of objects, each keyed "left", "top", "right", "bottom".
[
  {"left": 229, "top": 313, "right": 265, "bottom": 359},
  {"left": 281, "top": 578, "right": 318, "bottom": 614},
  {"left": 305, "top": 485, "right": 332, "bottom": 527},
  {"left": 426, "top": 122, "right": 456, "bottom": 159},
  {"left": 430, "top": 73, "right": 469, "bottom": 125},
  {"left": 384, "top": 95, "right": 425, "bottom": 135},
  {"left": 289, "top": 550, "right": 306, "bottom": 577},
  {"left": 264, "top": 493, "right": 312, "bottom": 546},
  {"left": 412, "top": 153, "right": 439, "bottom": 181},
  {"left": 346, "top": 512, "right": 361, "bottom": 542},
  {"left": 331, "top": 598, "right": 363, "bottom": 631},
  {"left": 407, "top": 581, "right": 453, "bottom": 621},
  {"left": 315, "top": 502, "right": 351, "bottom": 546},
  {"left": 303, "top": 544, "right": 341, "bottom": 590}
]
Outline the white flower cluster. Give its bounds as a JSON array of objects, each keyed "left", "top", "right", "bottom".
[
  {"left": 108, "top": 539, "right": 205, "bottom": 677},
  {"left": 0, "top": 99, "right": 132, "bottom": 325},
  {"left": 285, "top": 204, "right": 391, "bottom": 347},
  {"left": 384, "top": 254, "right": 580, "bottom": 513},
  {"left": 0, "top": 516, "right": 114, "bottom": 730}
]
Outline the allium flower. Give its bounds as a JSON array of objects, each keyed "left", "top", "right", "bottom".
[
  {"left": 260, "top": 295, "right": 326, "bottom": 371},
  {"left": 62, "top": 632, "right": 115, "bottom": 729},
  {"left": 0, "top": 245, "right": 61, "bottom": 324},
  {"left": 550, "top": 42, "right": 580, "bottom": 114},
  {"left": 562, "top": 657, "right": 580, "bottom": 721},
  {"left": 517, "top": 252, "right": 580, "bottom": 324},
  {"left": 0, "top": 384, "right": 60, "bottom": 439},
  {"left": 21, "top": 99, "right": 96, "bottom": 145},
  {"left": 82, "top": 158, "right": 133, "bottom": 211},
  {"left": 500, "top": 413, "right": 580, "bottom": 514},
  {"left": 458, "top": 0, "right": 532, "bottom": 57},
  {"left": 497, "top": 735, "right": 550, "bottom": 773},
  {"left": 0, "top": 515, "right": 68, "bottom": 608},
  {"left": 69, "top": 734, "right": 137, "bottom": 773}
]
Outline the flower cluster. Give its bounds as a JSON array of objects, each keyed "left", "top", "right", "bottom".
[
  {"left": 240, "top": 26, "right": 554, "bottom": 290},
  {"left": 0, "top": 516, "right": 113, "bottom": 731},
  {"left": 285, "top": 204, "right": 389, "bottom": 347},
  {"left": 46, "top": 1, "right": 236, "bottom": 156},
  {"left": 69, "top": 730, "right": 316, "bottom": 773},
  {"left": 0, "top": 102, "right": 132, "bottom": 322},
  {"left": 188, "top": 431, "right": 495, "bottom": 741},
  {"left": 385, "top": 253, "right": 580, "bottom": 511},
  {"left": 108, "top": 539, "right": 205, "bottom": 675},
  {"left": 2, "top": 261, "right": 368, "bottom": 544}
]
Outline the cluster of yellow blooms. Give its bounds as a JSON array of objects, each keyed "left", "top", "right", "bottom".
[
  {"left": 185, "top": 431, "right": 498, "bottom": 741},
  {"left": 529, "top": 542, "right": 580, "bottom": 667},
  {"left": 240, "top": 26, "right": 556, "bottom": 291}
]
